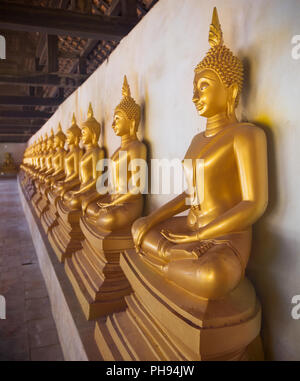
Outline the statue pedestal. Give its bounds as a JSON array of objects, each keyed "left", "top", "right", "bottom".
[
  {"left": 36, "top": 184, "right": 50, "bottom": 219},
  {"left": 31, "top": 182, "right": 43, "bottom": 216},
  {"left": 48, "top": 199, "right": 84, "bottom": 262},
  {"left": 41, "top": 189, "right": 59, "bottom": 233},
  {"left": 22, "top": 172, "right": 36, "bottom": 200},
  {"left": 64, "top": 217, "right": 133, "bottom": 320},
  {"left": 95, "top": 249, "right": 262, "bottom": 361}
]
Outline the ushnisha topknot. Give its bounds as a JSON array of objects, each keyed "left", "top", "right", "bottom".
[
  {"left": 115, "top": 75, "right": 141, "bottom": 127},
  {"left": 195, "top": 7, "right": 243, "bottom": 107},
  {"left": 81, "top": 103, "right": 101, "bottom": 140}
]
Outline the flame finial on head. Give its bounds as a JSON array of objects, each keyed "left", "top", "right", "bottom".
[
  {"left": 87, "top": 102, "right": 94, "bottom": 119},
  {"left": 72, "top": 113, "right": 77, "bottom": 125},
  {"left": 209, "top": 7, "right": 223, "bottom": 48},
  {"left": 122, "top": 75, "right": 131, "bottom": 98}
]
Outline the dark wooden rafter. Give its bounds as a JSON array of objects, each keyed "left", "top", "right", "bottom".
[
  {"left": 121, "top": 0, "right": 138, "bottom": 18},
  {"left": 0, "top": 96, "right": 63, "bottom": 106},
  {"left": 0, "top": 110, "right": 52, "bottom": 119},
  {"left": 0, "top": 2, "right": 136, "bottom": 41},
  {"left": 0, "top": 73, "right": 86, "bottom": 88},
  {"left": 0, "top": 119, "right": 44, "bottom": 127},
  {"left": 47, "top": 35, "right": 59, "bottom": 73}
]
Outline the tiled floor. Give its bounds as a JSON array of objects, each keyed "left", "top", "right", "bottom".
[{"left": 0, "top": 178, "right": 64, "bottom": 361}]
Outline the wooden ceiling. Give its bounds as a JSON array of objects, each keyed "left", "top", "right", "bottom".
[{"left": 0, "top": 0, "right": 158, "bottom": 143}]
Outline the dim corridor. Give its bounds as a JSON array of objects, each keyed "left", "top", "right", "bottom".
[{"left": 0, "top": 178, "right": 64, "bottom": 361}]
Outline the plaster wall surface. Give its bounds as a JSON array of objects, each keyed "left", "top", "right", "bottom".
[{"left": 28, "top": 0, "right": 300, "bottom": 360}]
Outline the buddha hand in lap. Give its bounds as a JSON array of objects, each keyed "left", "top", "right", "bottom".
[
  {"left": 63, "top": 103, "right": 105, "bottom": 210},
  {"left": 84, "top": 76, "right": 147, "bottom": 232},
  {"left": 132, "top": 9, "right": 268, "bottom": 300}
]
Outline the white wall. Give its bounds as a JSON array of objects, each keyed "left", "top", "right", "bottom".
[
  {"left": 28, "top": 0, "right": 300, "bottom": 360},
  {"left": 0, "top": 143, "right": 26, "bottom": 165}
]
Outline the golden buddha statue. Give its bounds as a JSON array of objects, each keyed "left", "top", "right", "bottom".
[
  {"left": 95, "top": 8, "right": 267, "bottom": 361},
  {"left": 83, "top": 75, "right": 147, "bottom": 229},
  {"left": 52, "top": 114, "right": 83, "bottom": 198},
  {"left": 132, "top": 8, "right": 268, "bottom": 299},
  {"left": 32, "top": 130, "right": 55, "bottom": 215},
  {"left": 1, "top": 152, "right": 18, "bottom": 175},
  {"left": 23, "top": 142, "right": 40, "bottom": 199},
  {"left": 37, "top": 136, "right": 48, "bottom": 175},
  {"left": 24, "top": 138, "right": 48, "bottom": 203},
  {"left": 49, "top": 103, "right": 105, "bottom": 262},
  {"left": 35, "top": 127, "right": 65, "bottom": 217},
  {"left": 44, "top": 115, "right": 83, "bottom": 233},
  {"left": 21, "top": 143, "right": 35, "bottom": 189},
  {"left": 65, "top": 76, "right": 147, "bottom": 320},
  {"left": 40, "top": 124, "right": 67, "bottom": 232},
  {"left": 62, "top": 103, "right": 105, "bottom": 210},
  {"left": 43, "top": 124, "right": 66, "bottom": 187}
]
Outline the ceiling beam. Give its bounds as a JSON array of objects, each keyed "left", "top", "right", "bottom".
[
  {"left": 121, "top": 0, "right": 138, "bottom": 18},
  {"left": 0, "top": 110, "right": 52, "bottom": 119},
  {"left": 0, "top": 3, "right": 136, "bottom": 41},
  {"left": 0, "top": 96, "right": 63, "bottom": 106},
  {"left": 0, "top": 119, "right": 44, "bottom": 127},
  {"left": 47, "top": 35, "right": 59, "bottom": 73},
  {"left": 0, "top": 73, "right": 85, "bottom": 88},
  {"left": 0, "top": 126, "right": 38, "bottom": 135}
]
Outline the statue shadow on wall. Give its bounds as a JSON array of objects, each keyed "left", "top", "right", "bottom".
[
  {"left": 138, "top": 98, "right": 153, "bottom": 217},
  {"left": 240, "top": 55, "right": 287, "bottom": 360},
  {"left": 100, "top": 118, "right": 108, "bottom": 166}
]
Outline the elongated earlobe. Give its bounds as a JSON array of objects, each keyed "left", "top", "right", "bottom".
[
  {"left": 227, "top": 83, "right": 238, "bottom": 117},
  {"left": 130, "top": 120, "right": 136, "bottom": 136}
]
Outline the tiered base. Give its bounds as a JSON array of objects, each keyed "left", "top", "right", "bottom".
[
  {"left": 95, "top": 249, "right": 262, "bottom": 361},
  {"left": 65, "top": 217, "right": 133, "bottom": 320},
  {"left": 41, "top": 189, "right": 59, "bottom": 233},
  {"left": 48, "top": 199, "right": 84, "bottom": 262}
]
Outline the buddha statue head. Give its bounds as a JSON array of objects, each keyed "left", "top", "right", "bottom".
[
  {"left": 113, "top": 75, "right": 141, "bottom": 137},
  {"left": 46, "top": 129, "right": 55, "bottom": 151},
  {"left": 36, "top": 140, "right": 40, "bottom": 155},
  {"left": 66, "top": 113, "right": 82, "bottom": 147},
  {"left": 41, "top": 134, "right": 48, "bottom": 153},
  {"left": 81, "top": 103, "right": 101, "bottom": 146},
  {"left": 54, "top": 123, "right": 66, "bottom": 149},
  {"left": 193, "top": 7, "right": 243, "bottom": 119}
]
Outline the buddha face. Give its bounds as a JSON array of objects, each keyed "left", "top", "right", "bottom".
[
  {"left": 54, "top": 136, "right": 61, "bottom": 148},
  {"left": 47, "top": 139, "right": 53, "bottom": 151},
  {"left": 112, "top": 110, "right": 132, "bottom": 137},
  {"left": 66, "top": 130, "right": 75, "bottom": 145},
  {"left": 81, "top": 126, "right": 93, "bottom": 145},
  {"left": 193, "top": 69, "right": 228, "bottom": 118}
]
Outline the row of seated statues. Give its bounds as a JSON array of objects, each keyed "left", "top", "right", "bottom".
[
  {"left": 0, "top": 152, "right": 18, "bottom": 175},
  {"left": 19, "top": 8, "right": 268, "bottom": 361}
]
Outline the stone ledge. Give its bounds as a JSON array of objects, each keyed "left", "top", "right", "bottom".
[{"left": 17, "top": 176, "right": 102, "bottom": 361}]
